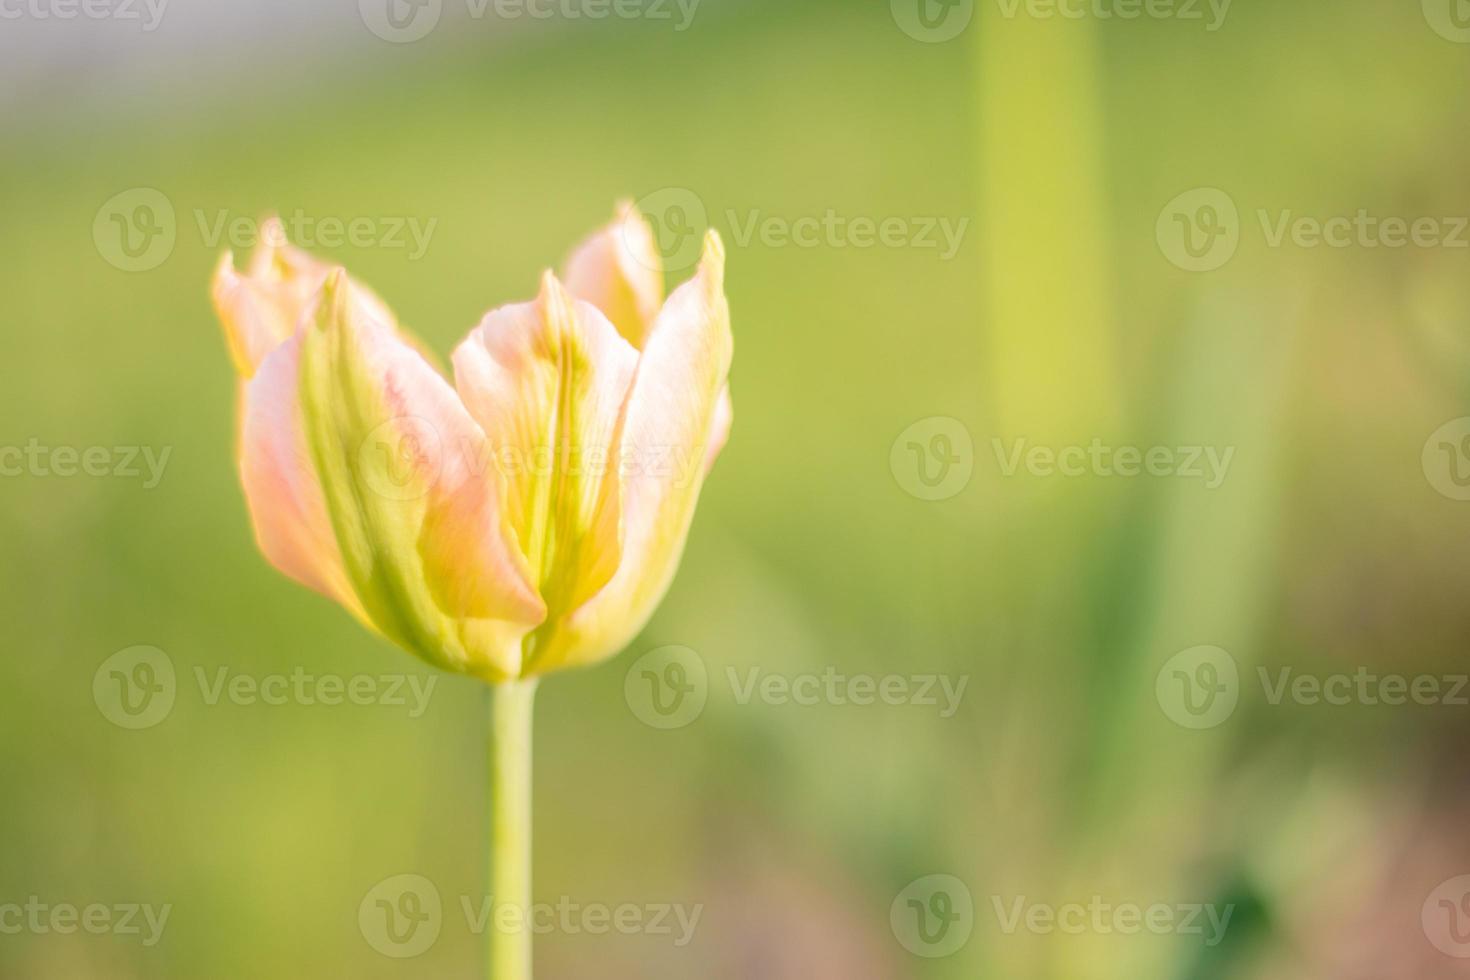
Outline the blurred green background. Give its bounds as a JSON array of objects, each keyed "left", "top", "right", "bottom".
[{"left": 4, "top": 0, "right": 1470, "bottom": 976}]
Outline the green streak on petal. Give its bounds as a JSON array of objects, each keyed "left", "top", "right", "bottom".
[
  {"left": 504, "top": 282, "right": 629, "bottom": 672},
  {"left": 297, "top": 274, "right": 471, "bottom": 675}
]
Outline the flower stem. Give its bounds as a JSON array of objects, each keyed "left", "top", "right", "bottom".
[{"left": 490, "top": 678, "right": 537, "bottom": 980}]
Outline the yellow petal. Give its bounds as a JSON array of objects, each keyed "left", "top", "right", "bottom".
[
  {"left": 539, "top": 231, "right": 732, "bottom": 673},
  {"left": 562, "top": 200, "right": 665, "bottom": 348},
  {"left": 452, "top": 273, "right": 640, "bottom": 667}
]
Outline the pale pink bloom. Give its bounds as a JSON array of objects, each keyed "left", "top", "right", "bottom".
[{"left": 212, "top": 206, "right": 732, "bottom": 681}]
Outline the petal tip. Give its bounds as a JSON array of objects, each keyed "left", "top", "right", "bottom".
[
  {"left": 212, "top": 250, "right": 238, "bottom": 292},
  {"left": 247, "top": 215, "right": 287, "bottom": 275},
  {"left": 259, "top": 213, "right": 286, "bottom": 245},
  {"left": 312, "top": 267, "right": 352, "bottom": 330},
  {"left": 699, "top": 230, "right": 726, "bottom": 294},
  {"left": 536, "top": 269, "right": 573, "bottom": 326}
]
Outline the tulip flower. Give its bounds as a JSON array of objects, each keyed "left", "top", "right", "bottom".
[{"left": 211, "top": 204, "right": 732, "bottom": 978}]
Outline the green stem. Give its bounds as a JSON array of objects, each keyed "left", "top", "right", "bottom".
[{"left": 490, "top": 678, "right": 537, "bottom": 980}]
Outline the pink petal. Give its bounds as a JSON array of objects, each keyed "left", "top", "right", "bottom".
[{"left": 239, "top": 330, "right": 366, "bottom": 619}]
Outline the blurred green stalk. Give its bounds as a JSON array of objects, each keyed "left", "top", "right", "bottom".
[
  {"left": 974, "top": 11, "right": 1116, "bottom": 980},
  {"left": 491, "top": 679, "right": 537, "bottom": 980},
  {"left": 976, "top": 6, "right": 1116, "bottom": 443}
]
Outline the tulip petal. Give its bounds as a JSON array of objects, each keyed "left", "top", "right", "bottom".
[
  {"left": 213, "top": 217, "right": 396, "bottom": 378},
  {"left": 240, "top": 331, "right": 367, "bottom": 621},
  {"left": 706, "top": 384, "right": 733, "bottom": 474},
  {"left": 452, "top": 274, "right": 640, "bottom": 651},
  {"left": 214, "top": 254, "right": 304, "bottom": 378},
  {"left": 541, "top": 231, "right": 733, "bottom": 672},
  {"left": 297, "top": 271, "right": 544, "bottom": 679},
  {"left": 563, "top": 201, "right": 665, "bottom": 348}
]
